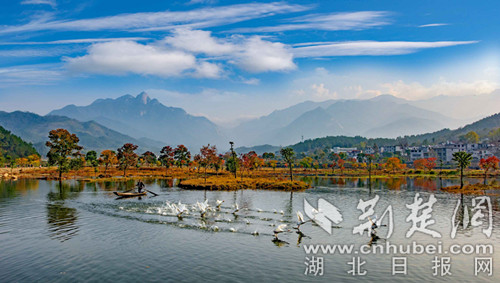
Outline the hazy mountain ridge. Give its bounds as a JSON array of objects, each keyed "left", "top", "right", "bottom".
[
  {"left": 0, "top": 111, "right": 159, "bottom": 155},
  {"left": 236, "top": 112, "right": 500, "bottom": 154},
  {"left": 228, "top": 95, "right": 461, "bottom": 146},
  {"left": 49, "top": 92, "right": 226, "bottom": 149}
]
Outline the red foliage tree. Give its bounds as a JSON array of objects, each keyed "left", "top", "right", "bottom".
[{"left": 479, "top": 156, "right": 500, "bottom": 184}]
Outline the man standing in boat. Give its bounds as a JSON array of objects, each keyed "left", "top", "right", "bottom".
[{"left": 136, "top": 180, "right": 145, "bottom": 193}]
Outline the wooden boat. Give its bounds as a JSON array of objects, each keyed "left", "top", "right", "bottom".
[{"left": 113, "top": 191, "right": 147, "bottom": 197}]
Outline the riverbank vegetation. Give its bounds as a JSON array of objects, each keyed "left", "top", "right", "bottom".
[{"left": 1, "top": 128, "right": 499, "bottom": 192}]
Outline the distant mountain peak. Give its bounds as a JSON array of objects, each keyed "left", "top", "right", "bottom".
[{"left": 136, "top": 91, "right": 150, "bottom": 104}]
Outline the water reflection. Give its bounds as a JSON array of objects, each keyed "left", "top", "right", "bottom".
[
  {"left": 46, "top": 182, "right": 81, "bottom": 242},
  {"left": 0, "top": 179, "right": 39, "bottom": 199}
]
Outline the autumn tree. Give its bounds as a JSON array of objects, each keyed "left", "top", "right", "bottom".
[
  {"left": 199, "top": 144, "right": 218, "bottom": 182},
  {"left": 159, "top": 146, "right": 175, "bottom": 174},
  {"left": 27, "top": 154, "right": 41, "bottom": 167},
  {"left": 117, "top": 143, "right": 138, "bottom": 177},
  {"left": 100, "top": 150, "right": 117, "bottom": 176},
  {"left": 141, "top": 151, "right": 157, "bottom": 167},
  {"left": 280, "top": 147, "right": 295, "bottom": 181},
  {"left": 46, "top": 129, "right": 83, "bottom": 179},
  {"left": 241, "top": 151, "right": 259, "bottom": 178},
  {"left": 413, "top": 158, "right": 427, "bottom": 170},
  {"left": 213, "top": 154, "right": 224, "bottom": 174},
  {"left": 462, "top": 131, "right": 480, "bottom": 143},
  {"left": 452, "top": 151, "right": 472, "bottom": 189},
  {"left": 479, "top": 156, "right": 499, "bottom": 185},
  {"left": 337, "top": 159, "right": 345, "bottom": 175},
  {"left": 174, "top": 145, "right": 191, "bottom": 168},
  {"left": 385, "top": 157, "right": 402, "bottom": 174}
]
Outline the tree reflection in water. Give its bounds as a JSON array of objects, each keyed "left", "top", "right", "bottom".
[{"left": 46, "top": 181, "right": 81, "bottom": 242}]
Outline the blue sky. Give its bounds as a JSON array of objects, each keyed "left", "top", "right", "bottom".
[{"left": 1, "top": 0, "right": 499, "bottom": 125}]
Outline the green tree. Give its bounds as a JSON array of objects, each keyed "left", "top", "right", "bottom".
[
  {"left": 45, "top": 129, "right": 83, "bottom": 179},
  {"left": 280, "top": 147, "right": 295, "bottom": 181},
  {"left": 452, "top": 151, "right": 472, "bottom": 189},
  {"left": 85, "top": 150, "right": 99, "bottom": 177},
  {"left": 117, "top": 143, "right": 138, "bottom": 177}
]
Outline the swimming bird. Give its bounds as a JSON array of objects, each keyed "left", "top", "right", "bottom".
[
  {"left": 251, "top": 231, "right": 259, "bottom": 236},
  {"left": 232, "top": 203, "right": 239, "bottom": 215},
  {"left": 256, "top": 208, "right": 263, "bottom": 212},
  {"left": 229, "top": 227, "right": 237, "bottom": 232}
]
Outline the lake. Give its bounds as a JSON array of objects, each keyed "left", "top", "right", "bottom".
[{"left": 1, "top": 177, "right": 499, "bottom": 282}]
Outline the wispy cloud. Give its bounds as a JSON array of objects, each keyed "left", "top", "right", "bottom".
[
  {"left": 0, "top": 37, "right": 150, "bottom": 45},
  {"left": 21, "top": 0, "right": 56, "bottom": 9},
  {"left": 0, "top": 64, "right": 62, "bottom": 86},
  {"left": 231, "top": 11, "right": 390, "bottom": 33},
  {"left": 0, "top": 46, "right": 80, "bottom": 57},
  {"left": 2, "top": 2, "right": 309, "bottom": 34},
  {"left": 293, "top": 40, "right": 478, "bottom": 57},
  {"left": 418, "top": 23, "right": 449, "bottom": 28}
]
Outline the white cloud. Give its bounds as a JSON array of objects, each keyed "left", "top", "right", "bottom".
[
  {"left": 311, "top": 83, "right": 336, "bottom": 99},
  {"left": 64, "top": 30, "right": 296, "bottom": 77},
  {"left": 2, "top": 2, "right": 308, "bottom": 34},
  {"left": 418, "top": 23, "right": 449, "bottom": 28},
  {"left": 193, "top": 61, "right": 222, "bottom": 78},
  {"left": 21, "top": 0, "right": 56, "bottom": 8},
  {"left": 293, "top": 40, "right": 478, "bottom": 57},
  {"left": 163, "top": 29, "right": 235, "bottom": 55},
  {"left": 64, "top": 41, "right": 207, "bottom": 77},
  {"left": 165, "top": 29, "right": 295, "bottom": 72},
  {"left": 380, "top": 79, "right": 498, "bottom": 100},
  {"left": 231, "top": 11, "right": 389, "bottom": 33},
  {"left": 240, "top": 77, "right": 260, "bottom": 85},
  {"left": 235, "top": 36, "right": 295, "bottom": 72}
]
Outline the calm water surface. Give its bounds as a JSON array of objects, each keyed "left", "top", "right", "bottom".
[{"left": 1, "top": 177, "right": 499, "bottom": 282}]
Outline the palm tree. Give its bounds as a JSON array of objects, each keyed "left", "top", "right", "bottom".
[
  {"left": 452, "top": 151, "right": 472, "bottom": 189},
  {"left": 280, "top": 147, "right": 295, "bottom": 181}
]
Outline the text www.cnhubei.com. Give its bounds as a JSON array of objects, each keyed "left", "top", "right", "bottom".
[{"left": 304, "top": 242, "right": 494, "bottom": 255}]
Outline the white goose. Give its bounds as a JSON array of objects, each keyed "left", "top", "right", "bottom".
[
  {"left": 216, "top": 200, "right": 224, "bottom": 210},
  {"left": 273, "top": 224, "right": 289, "bottom": 239}
]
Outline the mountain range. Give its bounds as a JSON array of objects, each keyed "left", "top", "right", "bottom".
[
  {"left": 0, "top": 111, "right": 159, "bottom": 155},
  {"left": 1, "top": 91, "right": 499, "bottom": 156},
  {"left": 226, "top": 95, "right": 467, "bottom": 146},
  {"left": 49, "top": 92, "right": 225, "bottom": 150},
  {"left": 237, "top": 112, "right": 500, "bottom": 155}
]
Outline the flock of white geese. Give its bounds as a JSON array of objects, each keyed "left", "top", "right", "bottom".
[{"left": 144, "top": 199, "right": 316, "bottom": 241}]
